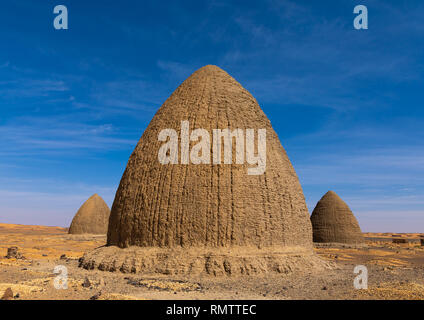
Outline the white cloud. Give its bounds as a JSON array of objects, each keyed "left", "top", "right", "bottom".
[{"left": 0, "top": 116, "right": 136, "bottom": 157}]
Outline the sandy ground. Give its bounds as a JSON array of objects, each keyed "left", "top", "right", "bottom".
[{"left": 0, "top": 223, "right": 423, "bottom": 300}]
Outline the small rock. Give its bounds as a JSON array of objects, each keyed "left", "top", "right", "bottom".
[
  {"left": 90, "top": 291, "right": 102, "bottom": 300},
  {"left": 322, "top": 286, "right": 328, "bottom": 290},
  {"left": 99, "top": 278, "right": 106, "bottom": 288},
  {"left": 1, "top": 287, "right": 14, "bottom": 300},
  {"left": 82, "top": 277, "right": 91, "bottom": 288},
  {"left": 60, "top": 254, "right": 67, "bottom": 260},
  {"left": 6, "top": 247, "right": 24, "bottom": 259},
  {"left": 14, "top": 293, "right": 20, "bottom": 299},
  {"left": 42, "top": 254, "right": 48, "bottom": 257}
]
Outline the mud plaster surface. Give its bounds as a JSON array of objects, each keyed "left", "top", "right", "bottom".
[
  {"left": 311, "top": 191, "right": 364, "bottom": 244},
  {"left": 68, "top": 194, "right": 110, "bottom": 235},
  {"left": 107, "top": 65, "right": 313, "bottom": 250},
  {"left": 79, "top": 246, "right": 331, "bottom": 276}
]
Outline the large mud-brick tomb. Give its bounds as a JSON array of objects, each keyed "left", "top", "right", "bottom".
[
  {"left": 310, "top": 191, "right": 364, "bottom": 244},
  {"left": 80, "top": 65, "right": 328, "bottom": 276},
  {"left": 68, "top": 194, "right": 110, "bottom": 235}
]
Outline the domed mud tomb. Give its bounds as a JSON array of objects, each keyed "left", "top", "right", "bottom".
[
  {"left": 310, "top": 191, "right": 364, "bottom": 244},
  {"left": 68, "top": 194, "right": 110, "bottom": 235},
  {"left": 80, "top": 65, "right": 329, "bottom": 276}
]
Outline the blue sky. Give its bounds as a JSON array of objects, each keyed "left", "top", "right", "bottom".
[{"left": 0, "top": 0, "right": 423, "bottom": 232}]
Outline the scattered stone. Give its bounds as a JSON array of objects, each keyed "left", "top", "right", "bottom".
[
  {"left": 99, "top": 278, "right": 106, "bottom": 288},
  {"left": 6, "top": 247, "right": 24, "bottom": 259},
  {"left": 82, "top": 277, "right": 91, "bottom": 288},
  {"left": 392, "top": 238, "right": 408, "bottom": 244},
  {"left": 60, "top": 254, "right": 67, "bottom": 260},
  {"left": 90, "top": 291, "right": 102, "bottom": 300},
  {"left": 1, "top": 287, "right": 14, "bottom": 300}
]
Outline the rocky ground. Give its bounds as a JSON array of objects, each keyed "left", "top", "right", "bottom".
[{"left": 0, "top": 223, "right": 423, "bottom": 300}]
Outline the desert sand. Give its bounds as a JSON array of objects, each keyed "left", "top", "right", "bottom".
[{"left": 1, "top": 223, "right": 423, "bottom": 300}]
